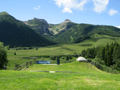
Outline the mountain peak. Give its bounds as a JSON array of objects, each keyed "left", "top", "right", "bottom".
[
  {"left": 0, "top": 12, "right": 9, "bottom": 15},
  {"left": 64, "top": 19, "right": 71, "bottom": 22},
  {"left": 33, "top": 18, "right": 48, "bottom": 25}
]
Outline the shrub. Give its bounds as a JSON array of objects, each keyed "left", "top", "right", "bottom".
[{"left": 50, "top": 55, "right": 57, "bottom": 60}]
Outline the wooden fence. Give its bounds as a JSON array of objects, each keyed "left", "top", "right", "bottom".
[{"left": 13, "top": 61, "right": 33, "bottom": 70}]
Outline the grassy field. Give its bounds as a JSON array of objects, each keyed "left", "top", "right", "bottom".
[
  {"left": 7, "top": 35, "right": 120, "bottom": 69},
  {"left": 1, "top": 36, "right": 120, "bottom": 90},
  {"left": 0, "top": 62, "right": 120, "bottom": 90}
]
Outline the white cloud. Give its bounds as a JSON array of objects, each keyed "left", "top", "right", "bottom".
[
  {"left": 62, "top": 7, "right": 72, "bottom": 13},
  {"left": 92, "top": 0, "right": 109, "bottom": 13},
  {"left": 108, "top": 9, "right": 118, "bottom": 16},
  {"left": 116, "top": 26, "right": 120, "bottom": 29},
  {"left": 34, "top": 5, "right": 40, "bottom": 11},
  {"left": 53, "top": 0, "right": 89, "bottom": 13}
]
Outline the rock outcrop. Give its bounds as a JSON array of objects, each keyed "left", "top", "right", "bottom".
[{"left": 24, "top": 18, "right": 51, "bottom": 35}]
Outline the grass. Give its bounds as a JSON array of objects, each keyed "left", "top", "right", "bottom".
[
  {"left": 1, "top": 35, "right": 120, "bottom": 89},
  {"left": 0, "top": 62, "right": 120, "bottom": 90},
  {"left": 6, "top": 36, "right": 120, "bottom": 69}
]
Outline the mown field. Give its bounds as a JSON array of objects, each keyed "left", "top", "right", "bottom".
[{"left": 0, "top": 62, "right": 120, "bottom": 90}]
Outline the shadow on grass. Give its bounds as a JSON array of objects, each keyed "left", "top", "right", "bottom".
[
  {"left": 61, "top": 47, "right": 75, "bottom": 51},
  {"left": 79, "top": 44, "right": 93, "bottom": 46},
  {"left": 30, "top": 55, "right": 50, "bottom": 58}
]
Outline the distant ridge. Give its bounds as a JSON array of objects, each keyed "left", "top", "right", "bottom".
[
  {"left": 25, "top": 17, "right": 120, "bottom": 44},
  {"left": 45, "top": 23, "right": 120, "bottom": 44},
  {"left": 48, "top": 19, "right": 75, "bottom": 35},
  {"left": 1, "top": 11, "right": 120, "bottom": 46},
  {"left": 0, "top": 12, "right": 54, "bottom": 47},
  {"left": 0, "top": 12, "right": 9, "bottom": 15},
  {"left": 64, "top": 19, "right": 71, "bottom": 22}
]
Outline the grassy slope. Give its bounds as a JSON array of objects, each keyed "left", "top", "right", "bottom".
[
  {"left": 7, "top": 36, "right": 120, "bottom": 69},
  {"left": 0, "top": 62, "right": 120, "bottom": 90},
  {"left": 1, "top": 36, "right": 120, "bottom": 90},
  {"left": 46, "top": 23, "right": 120, "bottom": 44}
]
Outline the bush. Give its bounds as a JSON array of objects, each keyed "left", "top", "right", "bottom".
[
  {"left": 36, "top": 48, "right": 38, "bottom": 50},
  {"left": 29, "top": 47, "right": 33, "bottom": 49},
  {"left": 74, "top": 53, "right": 78, "bottom": 57},
  {"left": 23, "top": 47, "right": 27, "bottom": 50},
  {"left": 94, "top": 58, "right": 105, "bottom": 65},
  {"left": 14, "top": 52, "right": 16, "bottom": 55},
  {"left": 50, "top": 55, "right": 57, "bottom": 60}
]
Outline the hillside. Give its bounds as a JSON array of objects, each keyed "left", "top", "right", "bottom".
[
  {"left": 45, "top": 24, "right": 120, "bottom": 44},
  {"left": 49, "top": 19, "right": 76, "bottom": 35},
  {"left": 24, "top": 19, "right": 74, "bottom": 35},
  {"left": 1, "top": 12, "right": 120, "bottom": 46},
  {"left": 24, "top": 18, "right": 120, "bottom": 44},
  {"left": 0, "top": 12, "right": 54, "bottom": 47}
]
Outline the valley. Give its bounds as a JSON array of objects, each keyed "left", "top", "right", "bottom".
[{"left": 0, "top": 11, "right": 120, "bottom": 90}]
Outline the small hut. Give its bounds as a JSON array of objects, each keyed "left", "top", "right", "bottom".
[{"left": 76, "top": 57, "right": 87, "bottom": 62}]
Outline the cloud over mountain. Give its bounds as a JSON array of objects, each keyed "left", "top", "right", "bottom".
[
  {"left": 92, "top": 0, "right": 109, "bottom": 13},
  {"left": 116, "top": 26, "right": 120, "bottom": 29},
  {"left": 53, "top": 0, "right": 88, "bottom": 13},
  {"left": 53, "top": 0, "right": 110, "bottom": 14}
]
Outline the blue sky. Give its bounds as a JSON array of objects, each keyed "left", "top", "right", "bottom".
[{"left": 0, "top": 0, "right": 120, "bottom": 28}]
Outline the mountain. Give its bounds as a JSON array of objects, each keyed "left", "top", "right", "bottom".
[
  {"left": 48, "top": 19, "right": 75, "bottom": 35},
  {"left": 44, "top": 23, "right": 120, "bottom": 44},
  {"left": 24, "top": 17, "right": 120, "bottom": 44},
  {"left": 24, "top": 18, "right": 51, "bottom": 35},
  {"left": 24, "top": 18, "right": 75, "bottom": 35},
  {"left": 0, "top": 12, "right": 54, "bottom": 47}
]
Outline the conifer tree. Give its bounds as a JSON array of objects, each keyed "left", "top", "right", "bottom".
[{"left": 0, "top": 42, "right": 8, "bottom": 69}]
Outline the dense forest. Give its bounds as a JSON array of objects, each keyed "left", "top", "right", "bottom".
[
  {"left": 81, "top": 42, "right": 120, "bottom": 71},
  {"left": 0, "top": 12, "right": 54, "bottom": 47}
]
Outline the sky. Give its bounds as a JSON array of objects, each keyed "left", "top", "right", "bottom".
[{"left": 0, "top": 0, "right": 120, "bottom": 28}]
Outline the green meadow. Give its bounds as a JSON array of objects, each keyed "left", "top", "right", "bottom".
[
  {"left": 7, "top": 36, "right": 120, "bottom": 69},
  {"left": 0, "top": 62, "right": 120, "bottom": 90},
  {"left": 0, "top": 36, "right": 120, "bottom": 90}
]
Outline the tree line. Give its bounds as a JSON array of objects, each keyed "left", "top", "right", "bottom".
[{"left": 81, "top": 42, "right": 120, "bottom": 71}]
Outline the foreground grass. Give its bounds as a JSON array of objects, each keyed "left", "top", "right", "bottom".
[{"left": 0, "top": 62, "right": 120, "bottom": 90}]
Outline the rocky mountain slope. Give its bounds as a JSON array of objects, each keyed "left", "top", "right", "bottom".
[
  {"left": 24, "top": 18, "right": 75, "bottom": 35},
  {"left": 48, "top": 19, "right": 75, "bottom": 35},
  {"left": 24, "top": 17, "right": 120, "bottom": 44},
  {"left": 24, "top": 18, "right": 51, "bottom": 35}
]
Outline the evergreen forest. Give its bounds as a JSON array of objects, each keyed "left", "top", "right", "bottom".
[{"left": 81, "top": 42, "right": 120, "bottom": 70}]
